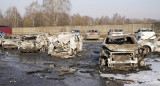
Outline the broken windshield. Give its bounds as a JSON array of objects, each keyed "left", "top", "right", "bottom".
[{"left": 106, "top": 37, "right": 136, "bottom": 44}]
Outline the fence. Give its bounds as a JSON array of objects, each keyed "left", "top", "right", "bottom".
[{"left": 13, "top": 24, "right": 153, "bottom": 35}]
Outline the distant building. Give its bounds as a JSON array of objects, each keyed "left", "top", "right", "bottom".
[{"left": 0, "top": 26, "right": 12, "bottom": 34}]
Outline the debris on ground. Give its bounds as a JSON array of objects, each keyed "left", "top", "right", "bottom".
[
  {"left": 26, "top": 68, "right": 52, "bottom": 74},
  {"left": 57, "top": 66, "right": 77, "bottom": 76},
  {"left": 47, "top": 77, "right": 65, "bottom": 80},
  {"left": 10, "top": 80, "right": 16, "bottom": 83}
]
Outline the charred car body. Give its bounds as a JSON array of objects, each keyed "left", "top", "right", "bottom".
[
  {"left": 99, "top": 35, "right": 146, "bottom": 70},
  {"left": 18, "top": 35, "right": 39, "bottom": 53},
  {"left": 36, "top": 32, "right": 50, "bottom": 52},
  {"left": 48, "top": 32, "right": 83, "bottom": 58},
  {"left": 2, "top": 35, "right": 19, "bottom": 49},
  {"left": 18, "top": 33, "right": 50, "bottom": 53}
]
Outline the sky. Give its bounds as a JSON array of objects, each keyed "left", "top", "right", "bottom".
[{"left": 0, "top": 0, "right": 160, "bottom": 19}]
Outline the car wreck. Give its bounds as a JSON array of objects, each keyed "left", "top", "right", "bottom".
[
  {"left": 99, "top": 35, "right": 146, "bottom": 70},
  {"left": 18, "top": 33, "right": 50, "bottom": 53},
  {"left": 138, "top": 35, "right": 160, "bottom": 54},
  {"left": 48, "top": 32, "right": 83, "bottom": 58},
  {"left": 18, "top": 35, "right": 38, "bottom": 53},
  {"left": 36, "top": 32, "right": 50, "bottom": 52},
  {"left": 2, "top": 35, "right": 19, "bottom": 49}
]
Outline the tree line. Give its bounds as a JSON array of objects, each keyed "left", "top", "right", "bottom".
[{"left": 0, "top": 0, "right": 159, "bottom": 27}]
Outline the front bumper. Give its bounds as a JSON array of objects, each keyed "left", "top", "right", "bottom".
[{"left": 107, "top": 52, "right": 138, "bottom": 68}]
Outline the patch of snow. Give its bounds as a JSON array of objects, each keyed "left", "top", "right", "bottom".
[{"left": 100, "top": 58, "right": 160, "bottom": 85}]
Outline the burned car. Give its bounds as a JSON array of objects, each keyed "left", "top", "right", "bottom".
[
  {"left": 99, "top": 35, "right": 146, "bottom": 70},
  {"left": 48, "top": 32, "right": 83, "bottom": 58},
  {"left": 18, "top": 35, "right": 38, "bottom": 53},
  {"left": 2, "top": 35, "right": 19, "bottom": 49},
  {"left": 36, "top": 32, "right": 50, "bottom": 52},
  {"left": 18, "top": 33, "right": 50, "bottom": 53}
]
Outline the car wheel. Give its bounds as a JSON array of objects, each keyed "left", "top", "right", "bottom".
[{"left": 143, "top": 46, "right": 152, "bottom": 57}]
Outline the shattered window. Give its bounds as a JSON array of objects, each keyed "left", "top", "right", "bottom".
[
  {"left": 106, "top": 37, "right": 135, "bottom": 44},
  {"left": 142, "top": 29, "right": 153, "bottom": 32}
]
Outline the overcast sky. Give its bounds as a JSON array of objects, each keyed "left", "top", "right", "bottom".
[{"left": 0, "top": 0, "right": 160, "bottom": 19}]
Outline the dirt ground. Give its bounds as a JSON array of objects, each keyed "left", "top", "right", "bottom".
[{"left": 0, "top": 40, "right": 160, "bottom": 86}]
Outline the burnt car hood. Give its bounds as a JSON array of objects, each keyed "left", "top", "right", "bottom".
[{"left": 103, "top": 44, "right": 140, "bottom": 52}]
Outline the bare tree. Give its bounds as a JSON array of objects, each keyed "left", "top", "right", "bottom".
[
  {"left": 42, "top": 0, "right": 71, "bottom": 26},
  {"left": 0, "top": 10, "right": 5, "bottom": 25},
  {"left": 25, "top": 1, "right": 41, "bottom": 27},
  {"left": 5, "top": 6, "right": 22, "bottom": 27}
]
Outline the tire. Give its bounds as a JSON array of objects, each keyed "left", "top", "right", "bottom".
[
  {"left": 143, "top": 46, "right": 152, "bottom": 58},
  {"left": 143, "top": 46, "right": 151, "bottom": 53}
]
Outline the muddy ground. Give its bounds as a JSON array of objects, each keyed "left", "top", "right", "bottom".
[{"left": 0, "top": 40, "right": 160, "bottom": 86}]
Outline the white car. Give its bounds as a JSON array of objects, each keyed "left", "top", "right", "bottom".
[
  {"left": 138, "top": 36, "right": 160, "bottom": 54},
  {"left": 108, "top": 29, "right": 124, "bottom": 36},
  {"left": 2, "top": 36, "right": 19, "bottom": 49},
  {"left": 85, "top": 29, "right": 100, "bottom": 40},
  {"left": 135, "top": 28, "right": 156, "bottom": 41}
]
